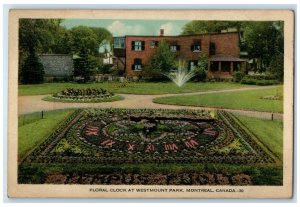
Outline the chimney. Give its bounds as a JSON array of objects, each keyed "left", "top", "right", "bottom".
[{"left": 160, "top": 29, "right": 164, "bottom": 36}]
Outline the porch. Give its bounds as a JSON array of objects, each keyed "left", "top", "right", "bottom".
[{"left": 208, "top": 55, "right": 246, "bottom": 79}]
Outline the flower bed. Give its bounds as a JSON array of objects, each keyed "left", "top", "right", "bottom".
[
  {"left": 43, "top": 88, "right": 123, "bottom": 103},
  {"left": 22, "top": 108, "right": 276, "bottom": 165}
]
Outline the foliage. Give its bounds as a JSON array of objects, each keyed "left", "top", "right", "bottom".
[
  {"left": 73, "top": 50, "right": 97, "bottom": 83},
  {"left": 268, "top": 52, "right": 284, "bottom": 81},
  {"left": 143, "top": 40, "right": 176, "bottom": 80},
  {"left": 234, "top": 71, "right": 245, "bottom": 83},
  {"left": 19, "top": 19, "right": 63, "bottom": 54},
  {"left": 69, "top": 26, "right": 98, "bottom": 55},
  {"left": 193, "top": 54, "right": 209, "bottom": 82},
  {"left": 240, "top": 78, "right": 280, "bottom": 86},
  {"left": 18, "top": 162, "right": 282, "bottom": 185},
  {"left": 181, "top": 21, "right": 243, "bottom": 35},
  {"left": 20, "top": 50, "right": 45, "bottom": 84},
  {"left": 242, "top": 21, "right": 283, "bottom": 74},
  {"left": 240, "top": 74, "right": 280, "bottom": 85}
]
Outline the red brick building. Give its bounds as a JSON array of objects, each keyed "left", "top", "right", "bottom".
[{"left": 113, "top": 30, "right": 246, "bottom": 78}]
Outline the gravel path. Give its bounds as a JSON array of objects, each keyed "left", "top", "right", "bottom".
[{"left": 18, "top": 85, "right": 282, "bottom": 120}]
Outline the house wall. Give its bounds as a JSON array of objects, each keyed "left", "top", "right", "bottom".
[
  {"left": 124, "top": 32, "right": 240, "bottom": 77},
  {"left": 39, "top": 54, "right": 73, "bottom": 77}
]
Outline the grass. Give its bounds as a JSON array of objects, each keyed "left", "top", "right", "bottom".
[
  {"left": 18, "top": 81, "right": 249, "bottom": 96},
  {"left": 18, "top": 109, "right": 75, "bottom": 161},
  {"left": 235, "top": 115, "right": 283, "bottom": 160},
  {"left": 42, "top": 95, "right": 123, "bottom": 103},
  {"left": 153, "top": 86, "right": 283, "bottom": 113}
]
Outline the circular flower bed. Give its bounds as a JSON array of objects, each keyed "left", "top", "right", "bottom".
[{"left": 44, "top": 88, "right": 123, "bottom": 103}]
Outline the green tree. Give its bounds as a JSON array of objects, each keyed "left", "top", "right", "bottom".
[
  {"left": 243, "top": 21, "right": 283, "bottom": 73},
  {"left": 181, "top": 21, "right": 243, "bottom": 35},
  {"left": 73, "top": 49, "right": 97, "bottom": 83},
  {"left": 19, "top": 19, "right": 61, "bottom": 84},
  {"left": 143, "top": 40, "right": 176, "bottom": 80},
  {"left": 70, "top": 26, "right": 99, "bottom": 55},
  {"left": 90, "top": 27, "right": 113, "bottom": 49},
  {"left": 20, "top": 50, "right": 45, "bottom": 84},
  {"left": 50, "top": 26, "right": 73, "bottom": 54}
]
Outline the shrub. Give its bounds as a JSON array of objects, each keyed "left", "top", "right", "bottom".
[
  {"left": 241, "top": 78, "right": 279, "bottom": 86},
  {"left": 234, "top": 71, "right": 245, "bottom": 83}
]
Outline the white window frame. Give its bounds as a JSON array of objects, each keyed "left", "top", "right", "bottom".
[
  {"left": 134, "top": 41, "right": 142, "bottom": 51},
  {"left": 170, "top": 45, "right": 177, "bottom": 52},
  {"left": 193, "top": 45, "right": 201, "bottom": 52}
]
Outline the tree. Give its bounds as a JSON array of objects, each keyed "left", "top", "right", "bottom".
[
  {"left": 73, "top": 49, "right": 97, "bottom": 83},
  {"left": 50, "top": 26, "right": 73, "bottom": 54},
  {"left": 19, "top": 19, "right": 62, "bottom": 54},
  {"left": 243, "top": 21, "right": 283, "bottom": 72},
  {"left": 143, "top": 40, "right": 176, "bottom": 80},
  {"left": 69, "top": 26, "right": 99, "bottom": 55},
  {"left": 181, "top": 21, "right": 243, "bottom": 35},
  {"left": 19, "top": 19, "right": 61, "bottom": 84},
  {"left": 20, "top": 49, "right": 45, "bottom": 84},
  {"left": 90, "top": 27, "right": 113, "bottom": 49}
]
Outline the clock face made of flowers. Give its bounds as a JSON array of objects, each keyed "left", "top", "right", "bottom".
[{"left": 75, "top": 115, "right": 224, "bottom": 154}]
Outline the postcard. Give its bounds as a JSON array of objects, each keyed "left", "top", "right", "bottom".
[{"left": 8, "top": 9, "right": 294, "bottom": 198}]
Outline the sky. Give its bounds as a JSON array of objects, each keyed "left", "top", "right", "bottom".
[{"left": 61, "top": 19, "right": 189, "bottom": 36}]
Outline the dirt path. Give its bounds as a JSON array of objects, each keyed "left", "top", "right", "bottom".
[{"left": 18, "top": 86, "right": 282, "bottom": 120}]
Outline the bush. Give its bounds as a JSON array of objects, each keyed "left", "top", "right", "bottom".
[
  {"left": 240, "top": 74, "right": 280, "bottom": 85},
  {"left": 234, "top": 71, "right": 245, "bottom": 83},
  {"left": 241, "top": 77, "right": 279, "bottom": 86},
  {"left": 193, "top": 67, "right": 207, "bottom": 82}
]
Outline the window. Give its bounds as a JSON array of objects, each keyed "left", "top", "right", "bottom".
[
  {"left": 132, "top": 58, "right": 143, "bottom": 71},
  {"left": 209, "top": 42, "right": 216, "bottom": 55},
  {"left": 170, "top": 45, "right": 180, "bottom": 52},
  {"left": 114, "top": 37, "right": 125, "bottom": 49},
  {"left": 150, "top": 40, "right": 159, "bottom": 48},
  {"left": 191, "top": 40, "right": 201, "bottom": 52},
  {"left": 131, "top": 41, "right": 145, "bottom": 51},
  {"left": 189, "top": 60, "right": 198, "bottom": 70}
]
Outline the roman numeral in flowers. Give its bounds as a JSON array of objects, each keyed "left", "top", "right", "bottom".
[
  {"left": 128, "top": 143, "right": 135, "bottom": 151},
  {"left": 184, "top": 139, "right": 199, "bottom": 148},
  {"left": 145, "top": 143, "right": 154, "bottom": 152},
  {"left": 164, "top": 143, "right": 178, "bottom": 151},
  {"left": 85, "top": 125, "right": 99, "bottom": 136},
  {"left": 203, "top": 127, "right": 216, "bottom": 136},
  {"left": 101, "top": 139, "right": 115, "bottom": 148}
]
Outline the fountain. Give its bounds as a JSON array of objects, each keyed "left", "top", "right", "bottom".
[{"left": 164, "top": 60, "right": 197, "bottom": 87}]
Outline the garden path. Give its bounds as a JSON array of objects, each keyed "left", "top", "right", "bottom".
[{"left": 18, "top": 85, "right": 282, "bottom": 120}]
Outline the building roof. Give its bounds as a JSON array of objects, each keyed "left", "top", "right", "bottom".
[
  {"left": 209, "top": 54, "right": 246, "bottom": 62},
  {"left": 113, "top": 31, "right": 239, "bottom": 38}
]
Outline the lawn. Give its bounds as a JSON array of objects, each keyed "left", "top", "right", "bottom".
[
  {"left": 153, "top": 86, "right": 283, "bottom": 113},
  {"left": 235, "top": 115, "right": 283, "bottom": 160},
  {"left": 19, "top": 82, "right": 249, "bottom": 96},
  {"left": 18, "top": 109, "right": 75, "bottom": 161}
]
